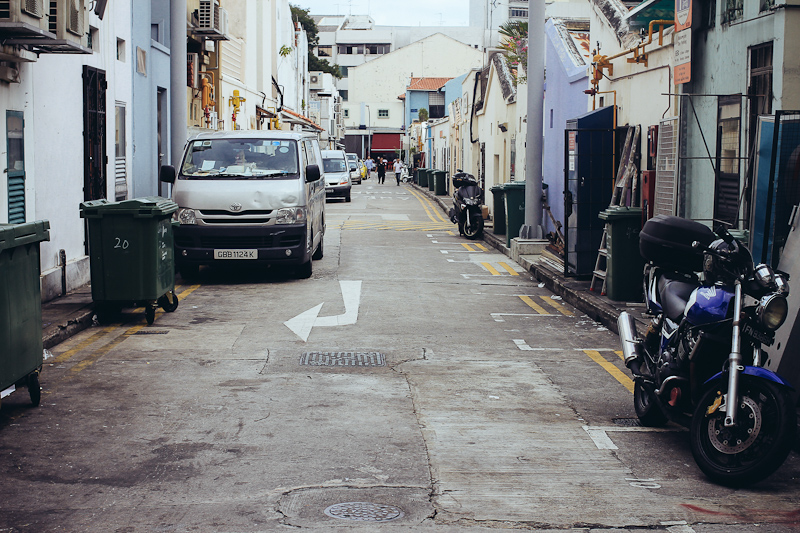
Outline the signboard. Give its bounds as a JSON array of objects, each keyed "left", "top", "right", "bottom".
[
  {"left": 674, "top": 29, "right": 691, "bottom": 85},
  {"left": 675, "top": 0, "right": 692, "bottom": 31}
]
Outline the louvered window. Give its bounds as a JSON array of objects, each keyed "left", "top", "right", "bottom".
[
  {"left": 654, "top": 117, "right": 679, "bottom": 217},
  {"left": 7, "top": 111, "right": 25, "bottom": 224}
]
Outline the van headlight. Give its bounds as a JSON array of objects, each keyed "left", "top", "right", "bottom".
[
  {"left": 276, "top": 207, "right": 306, "bottom": 224},
  {"left": 176, "top": 208, "right": 197, "bottom": 225},
  {"left": 757, "top": 294, "right": 788, "bottom": 331}
]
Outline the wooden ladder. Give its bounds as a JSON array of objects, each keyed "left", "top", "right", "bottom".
[{"left": 589, "top": 125, "right": 641, "bottom": 295}]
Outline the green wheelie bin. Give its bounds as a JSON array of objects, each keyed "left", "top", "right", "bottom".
[
  {"left": 503, "top": 182, "right": 526, "bottom": 247},
  {"left": 427, "top": 169, "right": 436, "bottom": 192},
  {"left": 80, "top": 197, "right": 180, "bottom": 325},
  {"left": 0, "top": 220, "right": 50, "bottom": 406},
  {"left": 433, "top": 170, "right": 447, "bottom": 195},
  {"left": 490, "top": 184, "right": 506, "bottom": 235},
  {"left": 418, "top": 168, "right": 429, "bottom": 188},
  {"left": 598, "top": 207, "right": 644, "bottom": 301}
]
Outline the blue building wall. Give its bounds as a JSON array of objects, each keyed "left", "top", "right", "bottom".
[
  {"left": 131, "top": 0, "right": 173, "bottom": 198},
  {"left": 406, "top": 91, "right": 430, "bottom": 127},
  {"left": 443, "top": 73, "right": 468, "bottom": 114},
  {"left": 542, "top": 19, "right": 589, "bottom": 237}
]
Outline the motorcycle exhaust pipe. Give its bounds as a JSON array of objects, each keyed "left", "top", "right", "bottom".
[{"left": 618, "top": 312, "right": 643, "bottom": 367}]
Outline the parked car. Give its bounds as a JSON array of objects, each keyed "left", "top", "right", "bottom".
[
  {"left": 159, "top": 130, "right": 326, "bottom": 279},
  {"left": 345, "top": 152, "right": 361, "bottom": 184},
  {"left": 321, "top": 149, "right": 352, "bottom": 201}
]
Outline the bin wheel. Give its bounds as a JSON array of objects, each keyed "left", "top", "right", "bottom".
[
  {"left": 158, "top": 291, "right": 180, "bottom": 313},
  {"left": 145, "top": 305, "right": 156, "bottom": 325},
  {"left": 28, "top": 373, "right": 41, "bottom": 407}
]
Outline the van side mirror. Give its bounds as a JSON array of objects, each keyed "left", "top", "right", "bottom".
[
  {"left": 305, "top": 164, "right": 321, "bottom": 183},
  {"left": 160, "top": 165, "right": 176, "bottom": 184}
]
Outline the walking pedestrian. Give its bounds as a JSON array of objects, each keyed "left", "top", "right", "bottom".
[
  {"left": 394, "top": 159, "right": 403, "bottom": 185},
  {"left": 365, "top": 157, "right": 375, "bottom": 178},
  {"left": 377, "top": 157, "right": 386, "bottom": 184}
]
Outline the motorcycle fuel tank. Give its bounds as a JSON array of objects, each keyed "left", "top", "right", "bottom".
[{"left": 685, "top": 285, "right": 735, "bottom": 326}]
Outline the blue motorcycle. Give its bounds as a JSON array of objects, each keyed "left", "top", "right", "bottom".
[{"left": 618, "top": 215, "right": 796, "bottom": 486}]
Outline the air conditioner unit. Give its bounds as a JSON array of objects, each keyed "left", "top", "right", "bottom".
[
  {"left": 197, "top": 0, "right": 227, "bottom": 39},
  {"left": 48, "top": 0, "right": 87, "bottom": 44},
  {"left": 0, "top": 0, "right": 47, "bottom": 30},
  {"left": 309, "top": 72, "right": 323, "bottom": 90}
]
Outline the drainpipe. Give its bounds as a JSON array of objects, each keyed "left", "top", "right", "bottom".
[
  {"left": 521, "top": 0, "right": 545, "bottom": 239},
  {"left": 170, "top": 0, "right": 188, "bottom": 173}
]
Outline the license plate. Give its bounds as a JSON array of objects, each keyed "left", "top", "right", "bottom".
[
  {"left": 214, "top": 249, "right": 257, "bottom": 260},
  {"left": 742, "top": 323, "right": 773, "bottom": 346}
]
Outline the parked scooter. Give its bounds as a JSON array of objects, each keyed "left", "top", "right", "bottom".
[
  {"left": 618, "top": 214, "right": 796, "bottom": 486},
  {"left": 448, "top": 170, "right": 484, "bottom": 239}
]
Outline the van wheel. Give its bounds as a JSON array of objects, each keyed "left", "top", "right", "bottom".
[
  {"left": 312, "top": 234, "right": 324, "bottom": 260},
  {"left": 179, "top": 264, "right": 199, "bottom": 281},
  {"left": 297, "top": 259, "right": 313, "bottom": 279},
  {"left": 345, "top": 193, "right": 351, "bottom": 202}
]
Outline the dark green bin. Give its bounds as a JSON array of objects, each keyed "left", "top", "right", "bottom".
[
  {"left": 433, "top": 170, "right": 447, "bottom": 195},
  {"left": 0, "top": 220, "right": 50, "bottom": 404},
  {"left": 490, "top": 184, "right": 506, "bottom": 235},
  {"left": 80, "top": 197, "right": 178, "bottom": 307},
  {"left": 418, "top": 168, "right": 429, "bottom": 188},
  {"left": 503, "top": 182, "right": 526, "bottom": 247},
  {"left": 598, "top": 207, "right": 643, "bottom": 301},
  {"left": 427, "top": 169, "right": 436, "bottom": 191}
]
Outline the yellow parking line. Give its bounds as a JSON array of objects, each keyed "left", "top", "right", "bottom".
[
  {"left": 614, "top": 350, "right": 625, "bottom": 361},
  {"left": 462, "top": 243, "right": 476, "bottom": 251},
  {"left": 584, "top": 350, "right": 634, "bottom": 393},
  {"left": 498, "top": 262, "right": 519, "bottom": 276},
  {"left": 540, "top": 296, "right": 574, "bottom": 316},
  {"left": 68, "top": 324, "right": 146, "bottom": 376},
  {"left": 519, "top": 295, "right": 548, "bottom": 314},
  {"left": 475, "top": 243, "right": 488, "bottom": 251},
  {"left": 51, "top": 326, "right": 117, "bottom": 364},
  {"left": 481, "top": 262, "right": 501, "bottom": 276}
]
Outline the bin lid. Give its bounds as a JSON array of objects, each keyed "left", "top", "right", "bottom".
[
  {"left": 0, "top": 220, "right": 50, "bottom": 252},
  {"left": 80, "top": 196, "right": 179, "bottom": 218},
  {"left": 598, "top": 206, "right": 643, "bottom": 220},
  {"left": 503, "top": 181, "right": 526, "bottom": 189}
]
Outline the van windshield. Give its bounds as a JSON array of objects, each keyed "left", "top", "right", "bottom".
[
  {"left": 181, "top": 139, "right": 299, "bottom": 179},
  {"left": 323, "top": 158, "right": 347, "bottom": 173}
]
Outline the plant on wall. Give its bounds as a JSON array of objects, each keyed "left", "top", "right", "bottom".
[
  {"left": 291, "top": 4, "right": 342, "bottom": 79},
  {"left": 279, "top": 45, "right": 293, "bottom": 57}
]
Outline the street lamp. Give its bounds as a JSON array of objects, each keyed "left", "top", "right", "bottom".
[{"left": 365, "top": 105, "right": 371, "bottom": 160}]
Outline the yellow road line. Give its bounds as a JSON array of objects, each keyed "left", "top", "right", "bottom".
[
  {"left": 540, "top": 296, "right": 574, "bottom": 316},
  {"left": 519, "top": 295, "right": 549, "bottom": 314},
  {"left": 407, "top": 188, "right": 438, "bottom": 222},
  {"left": 614, "top": 350, "right": 625, "bottom": 361},
  {"left": 498, "top": 262, "right": 519, "bottom": 276},
  {"left": 408, "top": 188, "right": 450, "bottom": 223},
  {"left": 462, "top": 243, "right": 476, "bottom": 251},
  {"left": 584, "top": 350, "right": 634, "bottom": 393},
  {"left": 51, "top": 326, "right": 117, "bottom": 364},
  {"left": 475, "top": 243, "right": 488, "bottom": 251},
  {"left": 67, "top": 324, "right": 146, "bottom": 377},
  {"left": 481, "top": 262, "right": 501, "bottom": 276}
]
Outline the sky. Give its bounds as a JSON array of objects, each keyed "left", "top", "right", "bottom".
[{"left": 292, "top": 0, "right": 471, "bottom": 27}]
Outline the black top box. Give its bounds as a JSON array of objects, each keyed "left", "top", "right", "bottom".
[{"left": 639, "top": 215, "right": 716, "bottom": 273}]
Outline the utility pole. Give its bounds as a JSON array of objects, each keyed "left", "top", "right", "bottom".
[
  {"left": 170, "top": 0, "right": 188, "bottom": 172},
  {"left": 520, "top": 0, "right": 544, "bottom": 239}
]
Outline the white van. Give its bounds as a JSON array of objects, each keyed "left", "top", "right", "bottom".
[
  {"left": 321, "top": 149, "right": 351, "bottom": 202},
  {"left": 160, "top": 131, "right": 325, "bottom": 279}
]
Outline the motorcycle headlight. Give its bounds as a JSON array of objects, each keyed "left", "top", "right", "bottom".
[
  {"left": 276, "top": 207, "right": 306, "bottom": 225},
  {"left": 757, "top": 294, "right": 788, "bottom": 331},
  {"left": 754, "top": 264, "right": 775, "bottom": 289},
  {"left": 176, "top": 208, "right": 197, "bottom": 225},
  {"left": 464, "top": 198, "right": 479, "bottom": 206}
]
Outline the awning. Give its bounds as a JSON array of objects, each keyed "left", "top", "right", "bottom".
[
  {"left": 280, "top": 108, "right": 324, "bottom": 132},
  {"left": 371, "top": 133, "right": 402, "bottom": 151},
  {"left": 624, "top": 0, "right": 674, "bottom": 29}
]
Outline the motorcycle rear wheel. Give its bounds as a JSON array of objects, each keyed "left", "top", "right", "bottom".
[
  {"left": 690, "top": 375, "right": 796, "bottom": 486},
  {"left": 634, "top": 379, "right": 669, "bottom": 427}
]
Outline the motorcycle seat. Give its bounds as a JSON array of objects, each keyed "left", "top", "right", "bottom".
[{"left": 657, "top": 274, "right": 698, "bottom": 321}]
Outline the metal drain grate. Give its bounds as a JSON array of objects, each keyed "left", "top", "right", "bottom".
[
  {"left": 300, "top": 352, "right": 385, "bottom": 367},
  {"left": 324, "top": 502, "right": 404, "bottom": 522},
  {"left": 613, "top": 417, "right": 643, "bottom": 427},
  {"left": 133, "top": 330, "right": 169, "bottom": 335}
]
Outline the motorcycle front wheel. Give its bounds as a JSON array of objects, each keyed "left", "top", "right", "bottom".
[
  {"left": 690, "top": 375, "right": 796, "bottom": 486},
  {"left": 463, "top": 214, "right": 484, "bottom": 240}
]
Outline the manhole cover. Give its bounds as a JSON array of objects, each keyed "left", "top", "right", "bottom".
[
  {"left": 613, "top": 417, "right": 642, "bottom": 427},
  {"left": 300, "top": 351, "right": 385, "bottom": 367},
  {"left": 324, "top": 502, "right": 404, "bottom": 522}
]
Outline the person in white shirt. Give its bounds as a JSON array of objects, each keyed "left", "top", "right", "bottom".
[{"left": 393, "top": 160, "right": 403, "bottom": 185}]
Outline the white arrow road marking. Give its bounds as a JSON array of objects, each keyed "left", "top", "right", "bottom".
[{"left": 284, "top": 281, "right": 362, "bottom": 341}]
